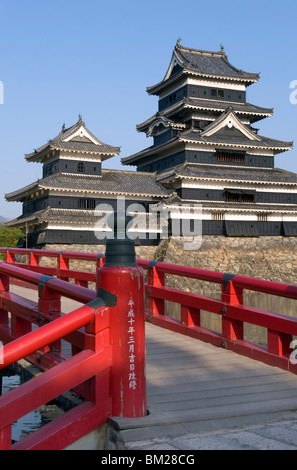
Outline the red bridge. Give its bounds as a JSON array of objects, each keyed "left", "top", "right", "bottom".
[{"left": 1, "top": 221, "right": 297, "bottom": 449}]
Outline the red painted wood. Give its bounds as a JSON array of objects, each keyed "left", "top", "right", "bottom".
[
  {"left": 0, "top": 347, "right": 112, "bottom": 429},
  {"left": 146, "top": 285, "right": 222, "bottom": 315},
  {"left": 0, "top": 303, "right": 96, "bottom": 368},
  {"left": 221, "top": 280, "right": 244, "bottom": 342},
  {"left": 0, "top": 425, "right": 11, "bottom": 450},
  {"left": 153, "top": 261, "right": 224, "bottom": 284},
  {"left": 233, "top": 275, "right": 297, "bottom": 300},
  {"left": 181, "top": 305, "right": 200, "bottom": 328},
  {"left": 98, "top": 265, "right": 147, "bottom": 418},
  {"left": 267, "top": 329, "right": 293, "bottom": 357},
  {"left": 147, "top": 264, "right": 165, "bottom": 316},
  {"left": 2, "top": 246, "right": 297, "bottom": 450},
  {"left": 12, "top": 400, "right": 112, "bottom": 450},
  {"left": 226, "top": 304, "right": 297, "bottom": 336},
  {"left": 29, "top": 251, "right": 40, "bottom": 267}
]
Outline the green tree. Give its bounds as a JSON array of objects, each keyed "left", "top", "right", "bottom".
[{"left": 0, "top": 225, "right": 23, "bottom": 256}]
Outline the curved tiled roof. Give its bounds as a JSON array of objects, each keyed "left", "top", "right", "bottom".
[
  {"left": 147, "top": 42, "right": 259, "bottom": 95},
  {"left": 136, "top": 99, "right": 273, "bottom": 133},
  {"left": 158, "top": 163, "right": 297, "bottom": 185},
  {"left": 25, "top": 116, "right": 120, "bottom": 162},
  {"left": 5, "top": 169, "right": 169, "bottom": 201},
  {"left": 181, "top": 128, "right": 293, "bottom": 152}
]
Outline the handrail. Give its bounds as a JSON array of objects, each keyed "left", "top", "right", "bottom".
[
  {"left": 0, "top": 245, "right": 150, "bottom": 449},
  {"left": 0, "top": 260, "right": 113, "bottom": 450},
  {"left": 232, "top": 275, "right": 297, "bottom": 299},
  {"left": 3, "top": 247, "right": 297, "bottom": 299},
  {"left": 0, "top": 302, "right": 98, "bottom": 368},
  {"left": 0, "top": 261, "right": 97, "bottom": 303},
  {"left": 1, "top": 246, "right": 297, "bottom": 446}
]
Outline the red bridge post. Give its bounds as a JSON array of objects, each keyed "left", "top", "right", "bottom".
[{"left": 97, "top": 211, "right": 147, "bottom": 418}]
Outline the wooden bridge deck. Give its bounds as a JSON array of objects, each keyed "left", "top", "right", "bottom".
[
  {"left": 109, "top": 322, "right": 297, "bottom": 449},
  {"left": 10, "top": 285, "right": 297, "bottom": 450}
]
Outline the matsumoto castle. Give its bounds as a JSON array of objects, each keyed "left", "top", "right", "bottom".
[{"left": 6, "top": 40, "right": 297, "bottom": 247}]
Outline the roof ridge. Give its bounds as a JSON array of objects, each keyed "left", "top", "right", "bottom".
[{"left": 176, "top": 41, "right": 225, "bottom": 58}]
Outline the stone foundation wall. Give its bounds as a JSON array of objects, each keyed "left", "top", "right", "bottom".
[
  {"left": 158, "top": 236, "right": 297, "bottom": 284},
  {"left": 42, "top": 236, "right": 297, "bottom": 289}
]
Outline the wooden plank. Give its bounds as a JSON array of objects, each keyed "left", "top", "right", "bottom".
[
  {"left": 148, "top": 377, "right": 297, "bottom": 404},
  {"left": 147, "top": 372, "right": 297, "bottom": 397},
  {"left": 112, "top": 396, "right": 297, "bottom": 430},
  {"left": 146, "top": 355, "right": 250, "bottom": 372},
  {"left": 149, "top": 387, "right": 297, "bottom": 412}
]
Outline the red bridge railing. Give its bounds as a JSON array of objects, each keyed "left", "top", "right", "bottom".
[
  {"left": 0, "top": 262, "right": 112, "bottom": 450},
  {"left": 142, "top": 261, "right": 297, "bottom": 373},
  {"left": 0, "top": 213, "right": 147, "bottom": 450},
  {"left": 0, "top": 239, "right": 297, "bottom": 449},
  {"left": 1, "top": 246, "right": 296, "bottom": 372}
]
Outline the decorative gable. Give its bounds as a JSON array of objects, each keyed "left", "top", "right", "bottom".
[
  {"left": 62, "top": 125, "right": 102, "bottom": 145},
  {"left": 147, "top": 116, "right": 185, "bottom": 137},
  {"left": 163, "top": 51, "right": 183, "bottom": 81},
  {"left": 201, "top": 109, "right": 261, "bottom": 141}
]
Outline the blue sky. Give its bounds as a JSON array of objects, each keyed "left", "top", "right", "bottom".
[{"left": 0, "top": 0, "right": 297, "bottom": 219}]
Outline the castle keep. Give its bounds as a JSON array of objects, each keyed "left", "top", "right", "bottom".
[{"left": 6, "top": 41, "right": 297, "bottom": 247}]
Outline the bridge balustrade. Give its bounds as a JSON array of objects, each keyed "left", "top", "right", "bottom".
[{"left": 0, "top": 243, "right": 297, "bottom": 449}]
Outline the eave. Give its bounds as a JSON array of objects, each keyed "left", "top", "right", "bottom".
[
  {"left": 5, "top": 181, "right": 41, "bottom": 202},
  {"left": 25, "top": 144, "right": 119, "bottom": 163},
  {"left": 180, "top": 135, "right": 293, "bottom": 154},
  {"left": 136, "top": 100, "right": 274, "bottom": 134},
  {"left": 147, "top": 68, "right": 258, "bottom": 96},
  {"left": 121, "top": 137, "right": 181, "bottom": 165}
]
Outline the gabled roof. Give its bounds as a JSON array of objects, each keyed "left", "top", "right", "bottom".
[
  {"left": 5, "top": 169, "right": 169, "bottom": 202},
  {"left": 136, "top": 99, "right": 273, "bottom": 134},
  {"left": 180, "top": 121, "right": 293, "bottom": 154},
  {"left": 173, "top": 107, "right": 293, "bottom": 154},
  {"left": 122, "top": 109, "right": 293, "bottom": 166},
  {"left": 147, "top": 40, "right": 259, "bottom": 95},
  {"left": 156, "top": 162, "right": 297, "bottom": 185},
  {"left": 25, "top": 115, "right": 120, "bottom": 163},
  {"left": 146, "top": 115, "right": 186, "bottom": 137},
  {"left": 200, "top": 107, "right": 261, "bottom": 141}
]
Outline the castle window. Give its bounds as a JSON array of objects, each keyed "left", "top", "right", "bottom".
[
  {"left": 218, "top": 90, "right": 224, "bottom": 98},
  {"left": 217, "top": 151, "right": 245, "bottom": 163},
  {"left": 258, "top": 213, "right": 268, "bottom": 222},
  {"left": 78, "top": 198, "right": 96, "bottom": 209},
  {"left": 212, "top": 212, "right": 225, "bottom": 221},
  {"left": 226, "top": 190, "right": 255, "bottom": 204},
  {"left": 217, "top": 151, "right": 230, "bottom": 162},
  {"left": 211, "top": 89, "right": 217, "bottom": 97},
  {"left": 77, "top": 162, "right": 85, "bottom": 173}
]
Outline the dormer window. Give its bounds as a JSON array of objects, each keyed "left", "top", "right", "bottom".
[{"left": 77, "top": 162, "right": 85, "bottom": 173}]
